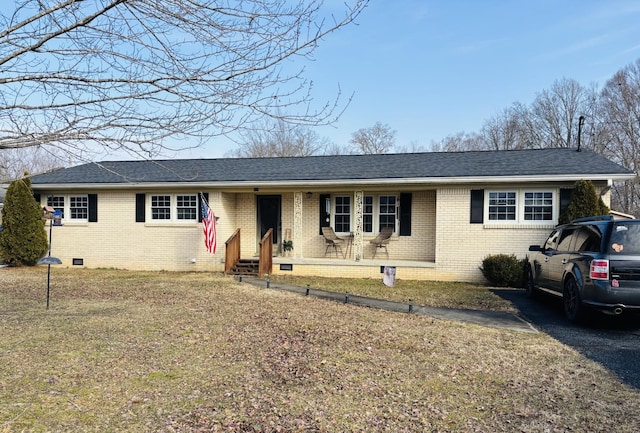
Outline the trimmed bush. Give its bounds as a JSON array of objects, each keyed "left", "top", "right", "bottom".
[{"left": 480, "top": 254, "right": 525, "bottom": 287}]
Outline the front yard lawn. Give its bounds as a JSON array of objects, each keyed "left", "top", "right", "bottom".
[{"left": 1, "top": 267, "right": 638, "bottom": 432}]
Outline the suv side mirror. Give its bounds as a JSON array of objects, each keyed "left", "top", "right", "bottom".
[{"left": 529, "top": 245, "right": 543, "bottom": 252}]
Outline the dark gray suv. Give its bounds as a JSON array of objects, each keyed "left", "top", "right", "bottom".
[{"left": 525, "top": 215, "right": 640, "bottom": 322}]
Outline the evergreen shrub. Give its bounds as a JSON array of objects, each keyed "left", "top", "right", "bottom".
[
  {"left": 480, "top": 254, "right": 525, "bottom": 287},
  {"left": 559, "top": 179, "right": 610, "bottom": 224},
  {"left": 0, "top": 176, "right": 48, "bottom": 266}
]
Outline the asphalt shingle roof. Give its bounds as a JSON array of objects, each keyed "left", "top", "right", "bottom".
[{"left": 29, "top": 148, "right": 633, "bottom": 185}]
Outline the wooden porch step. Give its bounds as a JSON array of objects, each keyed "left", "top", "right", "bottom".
[{"left": 231, "top": 258, "right": 260, "bottom": 275}]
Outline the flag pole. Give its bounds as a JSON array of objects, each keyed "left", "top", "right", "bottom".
[
  {"left": 200, "top": 192, "right": 217, "bottom": 254},
  {"left": 199, "top": 192, "right": 210, "bottom": 207}
]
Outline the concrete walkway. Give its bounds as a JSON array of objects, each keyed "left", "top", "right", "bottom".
[{"left": 240, "top": 277, "right": 538, "bottom": 334}]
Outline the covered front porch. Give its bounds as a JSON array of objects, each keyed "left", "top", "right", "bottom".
[
  {"left": 222, "top": 188, "right": 438, "bottom": 278},
  {"left": 247, "top": 190, "right": 435, "bottom": 259},
  {"left": 224, "top": 233, "right": 439, "bottom": 280}
]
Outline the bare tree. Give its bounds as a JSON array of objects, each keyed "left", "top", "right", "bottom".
[
  {"left": 0, "top": 147, "right": 65, "bottom": 183},
  {"left": 599, "top": 59, "right": 640, "bottom": 215},
  {"left": 429, "top": 131, "right": 484, "bottom": 152},
  {"left": 476, "top": 79, "right": 602, "bottom": 155},
  {"left": 394, "top": 140, "right": 428, "bottom": 153},
  {"left": 0, "top": 0, "right": 367, "bottom": 160},
  {"left": 349, "top": 122, "right": 396, "bottom": 154},
  {"left": 228, "top": 117, "right": 330, "bottom": 157},
  {"left": 481, "top": 102, "right": 531, "bottom": 150},
  {"left": 527, "top": 78, "right": 598, "bottom": 148},
  {"left": 324, "top": 141, "right": 351, "bottom": 155}
]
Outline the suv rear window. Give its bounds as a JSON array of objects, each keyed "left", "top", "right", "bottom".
[
  {"left": 574, "top": 225, "right": 603, "bottom": 252},
  {"left": 608, "top": 221, "right": 640, "bottom": 255}
]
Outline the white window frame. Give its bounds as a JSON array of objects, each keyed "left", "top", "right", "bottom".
[
  {"left": 378, "top": 194, "right": 397, "bottom": 233},
  {"left": 176, "top": 194, "right": 198, "bottom": 220},
  {"left": 362, "top": 195, "right": 374, "bottom": 234},
  {"left": 69, "top": 195, "right": 89, "bottom": 221},
  {"left": 151, "top": 194, "right": 172, "bottom": 220},
  {"left": 46, "top": 194, "right": 89, "bottom": 222},
  {"left": 46, "top": 195, "right": 65, "bottom": 219},
  {"left": 523, "top": 191, "right": 554, "bottom": 222},
  {"left": 149, "top": 193, "right": 199, "bottom": 223},
  {"left": 331, "top": 193, "right": 398, "bottom": 235},
  {"left": 485, "top": 189, "right": 556, "bottom": 224},
  {"left": 333, "top": 195, "right": 352, "bottom": 234},
  {"left": 487, "top": 190, "right": 517, "bottom": 222}
]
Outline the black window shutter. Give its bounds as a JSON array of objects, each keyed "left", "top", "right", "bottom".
[
  {"left": 198, "top": 192, "right": 209, "bottom": 222},
  {"left": 399, "top": 192, "right": 412, "bottom": 236},
  {"left": 319, "top": 194, "right": 330, "bottom": 235},
  {"left": 559, "top": 188, "right": 572, "bottom": 216},
  {"left": 470, "top": 189, "right": 484, "bottom": 224},
  {"left": 33, "top": 193, "right": 41, "bottom": 205},
  {"left": 135, "top": 193, "right": 146, "bottom": 222},
  {"left": 88, "top": 194, "right": 98, "bottom": 222}
]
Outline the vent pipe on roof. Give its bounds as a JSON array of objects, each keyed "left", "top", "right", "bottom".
[{"left": 576, "top": 115, "right": 585, "bottom": 152}]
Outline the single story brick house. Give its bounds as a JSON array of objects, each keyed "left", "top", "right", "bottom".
[{"left": 28, "top": 148, "right": 635, "bottom": 283}]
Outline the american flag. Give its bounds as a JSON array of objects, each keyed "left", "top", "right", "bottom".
[{"left": 201, "top": 197, "right": 217, "bottom": 254}]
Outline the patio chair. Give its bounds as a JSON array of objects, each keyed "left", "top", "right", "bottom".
[
  {"left": 322, "top": 226, "right": 345, "bottom": 258},
  {"left": 370, "top": 227, "right": 394, "bottom": 259}
]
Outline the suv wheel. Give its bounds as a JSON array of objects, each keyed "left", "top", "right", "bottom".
[
  {"left": 563, "top": 276, "right": 585, "bottom": 322},
  {"left": 524, "top": 265, "right": 536, "bottom": 298}
]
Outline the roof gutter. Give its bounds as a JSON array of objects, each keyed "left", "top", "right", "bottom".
[{"left": 30, "top": 172, "right": 636, "bottom": 190}]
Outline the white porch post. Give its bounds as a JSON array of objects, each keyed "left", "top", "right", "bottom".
[
  {"left": 353, "top": 190, "right": 364, "bottom": 261},
  {"left": 293, "top": 191, "right": 303, "bottom": 258}
]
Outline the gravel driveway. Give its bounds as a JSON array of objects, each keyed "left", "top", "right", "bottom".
[{"left": 497, "top": 289, "right": 640, "bottom": 390}]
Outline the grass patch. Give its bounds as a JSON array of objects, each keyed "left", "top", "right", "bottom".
[
  {"left": 269, "top": 274, "right": 517, "bottom": 312},
  {"left": 1, "top": 267, "right": 639, "bottom": 432}
]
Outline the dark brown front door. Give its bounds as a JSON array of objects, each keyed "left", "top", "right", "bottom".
[{"left": 257, "top": 195, "right": 281, "bottom": 252}]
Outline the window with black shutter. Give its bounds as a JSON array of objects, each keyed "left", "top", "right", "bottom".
[
  {"left": 319, "top": 194, "right": 330, "bottom": 235},
  {"left": 470, "top": 189, "right": 484, "bottom": 223},
  {"left": 88, "top": 194, "right": 98, "bottom": 222},
  {"left": 399, "top": 192, "right": 412, "bottom": 236},
  {"left": 135, "top": 193, "right": 146, "bottom": 222}
]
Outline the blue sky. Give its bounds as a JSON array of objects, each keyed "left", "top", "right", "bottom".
[{"left": 186, "top": 0, "right": 640, "bottom": 158}]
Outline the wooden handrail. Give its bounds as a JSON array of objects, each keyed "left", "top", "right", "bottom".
[
  {"left": 224, "top": 228, "right": 241, "bottom": 274},
  {"left": 258, "top": 228, "right": 273, "bottom": 277}
]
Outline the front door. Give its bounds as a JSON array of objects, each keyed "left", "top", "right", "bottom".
[{"left": 257, "top": 195, "right": 281, "bottom": 254}]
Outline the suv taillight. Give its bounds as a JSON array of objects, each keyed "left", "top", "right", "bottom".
[{"left": 591, "top": 259, "right": 609, "bottom": 280}]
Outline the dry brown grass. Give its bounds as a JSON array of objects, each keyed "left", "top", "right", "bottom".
[
  {"left": 268, "top": 274, "right": 517, "bottom": 312},
  {"left": 1, "top": 267, "right": 639, "bottom": 432}
]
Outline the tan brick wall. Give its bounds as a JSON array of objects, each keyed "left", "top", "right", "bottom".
[
  {"left": 236, "top": 193, "right": 257, "bottom": 256},
  {"left": 391, "top": 190, "right": 436, "bottom": 262},
  {"left": 46, "top": 190, "right": 235, "bottom": 272},
  {"left": 301, "top": 195, "right": 326, "bottom": 258},
  {"left": 38, "top": 182, "right": 615, "bottom": 282},
  {"left": 435, "top": 186, "right": 577, "bottom": 282},
  {"left": 42, "top": 188, "right": 441, "bottom": 274}
]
